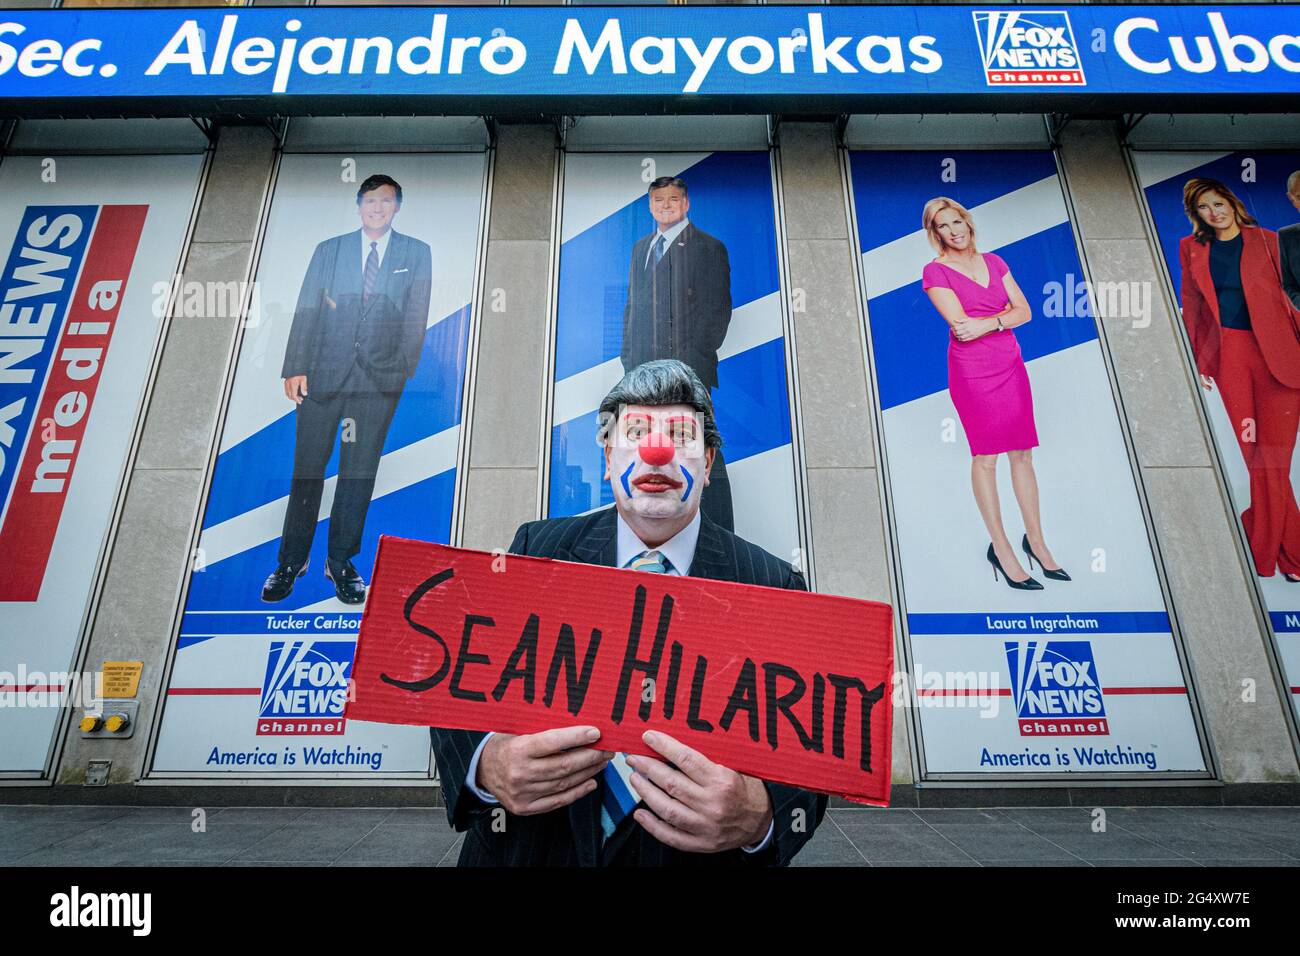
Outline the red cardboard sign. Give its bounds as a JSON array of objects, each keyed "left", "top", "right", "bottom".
[{"left": 346, "top": 536, "right": 895, "bottom": 805}]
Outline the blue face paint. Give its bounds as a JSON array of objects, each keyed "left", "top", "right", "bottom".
[
  {"left": 679, "top": 463, "right": 694, "bottom": 502},
  {"left": 620, "top": 460, "right": 636, "bottom": 499}
]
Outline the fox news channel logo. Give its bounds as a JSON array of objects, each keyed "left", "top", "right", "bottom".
[
  {"left": 1004, "top": 640, "right": 1108, "bottom": 736},
  {"left": 973, "top": 10, "right": 1085, "bottom": 86},
  {"left": 257, "top": 640, "right": 353, "bottom": 736}
]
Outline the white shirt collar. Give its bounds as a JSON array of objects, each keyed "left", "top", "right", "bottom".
[
  {"left": 645, "top": 218, "right": 690, "bottom": 267},
  {"left": 615, "top": 508, "right": 701, "bottom": 576},
  {"left": 361, "top": 228, "right": 392, "bottom": 268}
]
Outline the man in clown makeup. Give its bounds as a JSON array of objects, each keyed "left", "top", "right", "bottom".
[{"left": 430, "top": 360, "right": 827, "bottom": 867}]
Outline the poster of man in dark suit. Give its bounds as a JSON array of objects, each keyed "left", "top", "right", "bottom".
[
  {"left": 261, "top": 174, "right": 433, "bottom": 606},
  {"left": 622, "top": 176, "right": 735, "bottom": 531},
  {"left": 1281, "top": 170, "right": 1300, "bottom": 311}
]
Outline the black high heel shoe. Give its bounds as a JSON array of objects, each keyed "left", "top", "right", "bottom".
[
  {"left": 1022, "top": 534, "right": 1071, "bottom": 582},
  {"left": 987, "top": 543, "right": 1043, "bottom": 590}
]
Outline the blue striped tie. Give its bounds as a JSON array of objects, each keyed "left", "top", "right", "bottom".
[
  {"left": 363, "top": 240, "right": 379, "bottom": 307},
  {"left": 650, "top": 234, "right": 667, "bottom": 269},
  {"left": 600, "top": 549, "right": 671, "bottom": 841}
]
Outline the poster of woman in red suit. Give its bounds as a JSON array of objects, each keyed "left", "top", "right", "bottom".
[
  {"left": 1178, "top": 177, "right": 1300, "bottom": 581},
  {"left": 920, "top": 197, "right": 1068, "bottom": 592}
]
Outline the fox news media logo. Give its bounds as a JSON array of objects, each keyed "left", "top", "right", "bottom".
[
  {"left": 1004, "top": 640, "right": 1108, "bottom": 736},
  {"left": 257, "top": 640, "right": 353, "bottom": 736},
  {"left": 973, "top": 10, "right": 1085, "bottom": 86},
  {"left": 0, "top": 205, "right": 147, "bottom": 603}
]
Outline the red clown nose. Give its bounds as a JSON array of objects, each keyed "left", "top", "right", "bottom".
[{"left": 638, "top": 432, "right": 675, "bottom": 466}]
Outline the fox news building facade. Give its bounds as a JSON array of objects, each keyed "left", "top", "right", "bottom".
[{"left": 1, "top": 0, "right": 1300, "bottom": 808}]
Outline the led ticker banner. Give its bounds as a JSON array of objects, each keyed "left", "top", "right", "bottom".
[{"left": 0, "top": 5, "right": 1297, "bottom": 115}]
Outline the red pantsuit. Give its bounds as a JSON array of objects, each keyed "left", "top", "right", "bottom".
[
  {"left": 1180, "top": 227, "right": 1300, "bottom": 577},
  {"left": 1217, "top": 328, "right": 1300, "bottom": 576}
]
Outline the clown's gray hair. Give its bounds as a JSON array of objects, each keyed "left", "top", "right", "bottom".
[{"left": 597, "top": 360, "right": 723, "bottom": 450}]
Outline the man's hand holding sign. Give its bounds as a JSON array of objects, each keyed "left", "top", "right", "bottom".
[
  {"left": 345, "top": 361, "right": 894, "bottom": 866},
  {"left": 626, "top": 730, "right": 776, "bottom": 853},
  {"left": 473, "top": 725, "right": 611, "bottom": 818},
  {"left": 473, "top": 727, "right": 774, "bottom": 853}
]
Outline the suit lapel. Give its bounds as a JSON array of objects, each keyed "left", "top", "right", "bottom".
[
  {"left": 334, "top": 230, "right": 363, "bottom": 302},
  {"left": 565, "top": 505, "right": 733, "bottom": 574},
  {"left": 568, "top": 506, "right": 618, "bottom": 567},
  {"left": 639, "top": 233, "right": 656, "bottom": 274},
  {"left": 1241, "top": 225, "right": 1270, "bottom": 289},
  {"left": 686, "top": 510, "right": 740, "bottom": 582},
  {"left": 1189, "top": 238, "right": 1221, "bottom": 323},
  {"left": 667, "top": 224, "right": 694, "bottom": 320},
  {"left": 660, "top": 223, "right": 692, "bottom": 267}
]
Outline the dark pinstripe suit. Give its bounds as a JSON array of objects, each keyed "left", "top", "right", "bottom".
[{"left": 429, "top": 506, "right": 828, "bottom": 866}]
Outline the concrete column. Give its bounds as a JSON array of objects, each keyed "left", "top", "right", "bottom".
[
  {"left": 778, "top": 122, "right": 914, "bottom": 784},
  {"left": 56, "top": 125, "right": 277, "bottom": 785},
  {"left": 1057, "top": 120, "right": 1299, "bottom": 783},
  {"left": 460, "top": 124, "right": 558, "bottom": 551}
]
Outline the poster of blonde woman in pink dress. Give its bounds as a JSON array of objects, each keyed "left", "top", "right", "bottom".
[
  {"left": 920, "top": 198, "right": 1068, "bottom": 592},
  {"left": 847, "top": 149, "right": 1208, "bottom": 778}
]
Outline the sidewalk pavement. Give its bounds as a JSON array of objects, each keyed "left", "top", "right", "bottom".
[{"left": 1, "top": 805, "right": 1297, "bottom": 867}]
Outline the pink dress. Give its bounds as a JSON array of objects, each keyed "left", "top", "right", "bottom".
[{"left": 922, "top": 253, "right": 1038, "bottom": 456}]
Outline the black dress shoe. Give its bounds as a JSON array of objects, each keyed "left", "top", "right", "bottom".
[
  {"left": 1022, "top": 533, "right": 1071, "bottom": 581},
  {"left": 987, "top": 543, "right": 1043, "bottom": 591},
  {"left": 325, "top": 558, "right": 367, "bottom": 605},
  {"left": 261, "top": 559, "right": 307, "bottom": 603}
]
